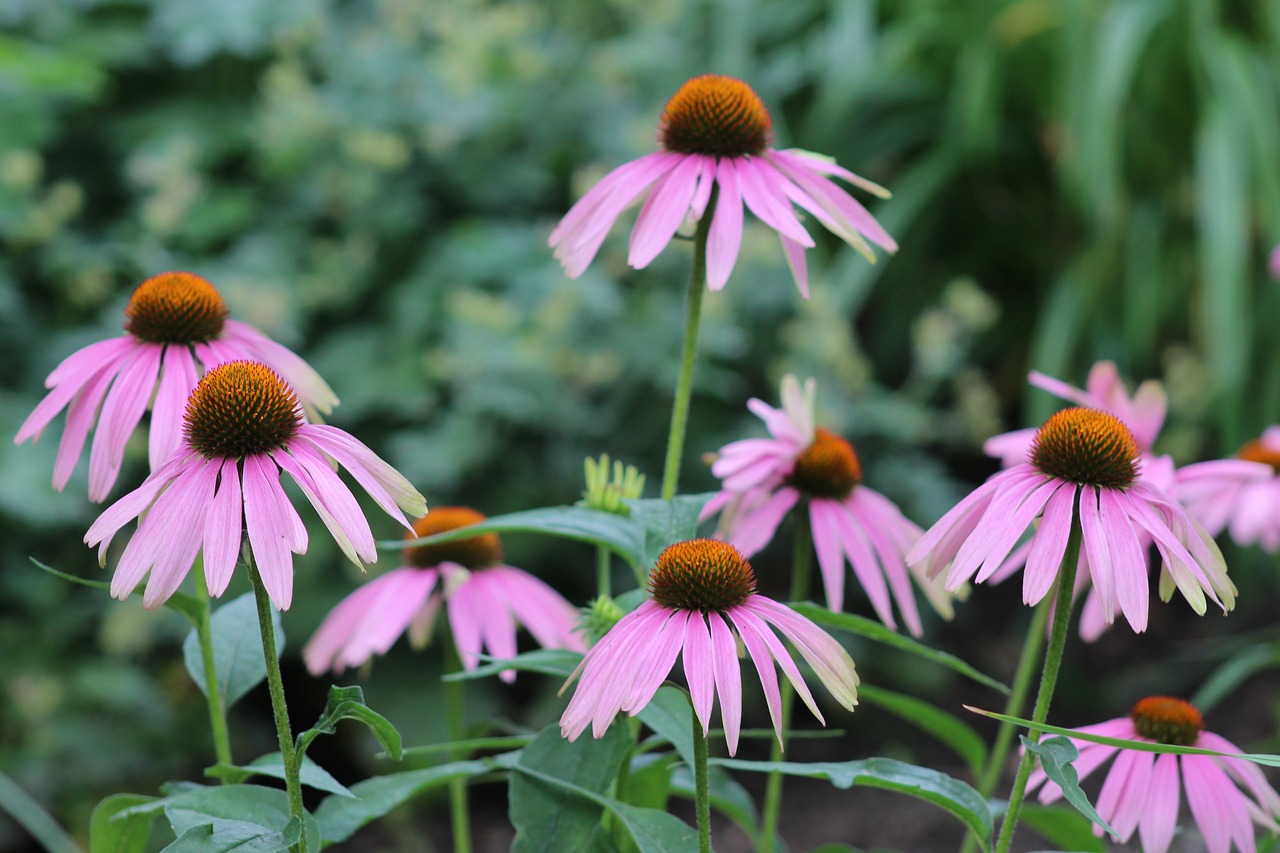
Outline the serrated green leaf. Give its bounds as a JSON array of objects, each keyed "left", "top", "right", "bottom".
[
  {"left": 91, "top": 793, "right": 156, "bottom": 853},
  {"left": 206, "top": 753, "right": 353, "bottom": 798},
  {"left": 295, "top": 685, "right": 402, "bottom": 762},
  {"left": 714, "top": 756, "right": 992, "bottom": 848},
  {"left": 157, "top": 785, "right": 318, "bottom": 852},
  {"left": 858, "top": 684, "right": 986, "bottom": 777},
  {"left": 1022, "top": 737, "right": 1115, "bottom": 836},
  {"left": 509, "top": 725, "right": 631, "bottom": 853},
  {"left": 635, "top": 686, "right": 695, "bottom": 770},
  {"left": 313, "top": 760, "right": 496, "bottom": 844},
  {"left": 160, "top": 817, "right": 300, "bottom": 853},
  {"left": 378, "top": 505, "right": 644, "bottom": 568},
  {"left": 791, "top": 604, "right": 1008, "bottom": 694},
  {"left": 183, "top": 593, "right": 283, "bottom": 708}
]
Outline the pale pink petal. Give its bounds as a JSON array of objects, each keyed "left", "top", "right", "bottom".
[
  {"left": 725, "top": 487, "right": 799, "bottom": 557},
  {"left": 734, "top": 156, "right": 815, "bottom": 246},
  {"left": 621, "top": 609, "right": 689, "bottom": 715},
  {"left": 88, "top": 344, "right": 163, "bottom": 501},
  {"left": 1183, "top": 755, "right": 1255, "bottom": 853},
  {"left": 142, "top": 459, "right": 218, "bottom": 609},
  {"left": 445, "top": 571, "right": 485, "bottom": 672},
  {"left": 809, "top": 498, "right": 848, "bottom": 611},
  {"left": 467, "top": 572, "right": 521, "bottom": 684},
  {"left": 707, "top": 611, "right": 741, "bottom": 755},
  {"left": 851, "top": 489, "right": 925, "bottom": 636},
  {"left": 1199, "top": 732, "right": 1280, "bottom": 821},
  {"left": 627, "top": 155, "right": 703, "bottom": 268},
  {"left": 1093, "top": 748, "right": 1145, "bottom": 842},
  {"left": 780, "top": 235, "right": 810, "bottom": 299},
  {"left": 299, "top": 424, "right": 426, "bottom": 522},
  {"left": 1079, "top": 486, "right": 1117, "bottom": 625},
  {"left": 726, "top": 604, "right": 822, "bottom": 725},
  {"left": 1099, "top": 487, "right": 1150, "bottom": 632},
  {"left": 203, "top": 458, "right": 244, "bottom": 596},
  {"left": 907, "top": 471, "right": 1012, "bottom": 581},
  {"left": 16, "top": 337, "right": 132, "bottom": 445},
  {"left": 339, "top": 569, "right": 440, "bottom": 669},
  {"left": 1139, "top": 753, "right": 1181, "bottom": 853},
  {"left": 705, "top": 157, "right": 744, "bottom": 291},
  {"left": 730, "top": 607, "right": 783, "bottom": 746},
  {"left": 242, "top": 454, "right": 300, "bottom": 610},
  {"left": 53, "top": 367, "right": 118, "bottom": 491},
  {"left": 764, "top": 151, "right": 897, "bottom": 252},
  {"left": 983, "top": 428, "right": 1037, "bottom": 468},
  {"left": 831, "top": 499, "right": 896, "bottom": 629},
  {"left": 550, "top": 152, "right": 677, "bottom": 255},
  {"left": 744, "top": 596, "right": 858, "bottom": 711},
  {"left": 149, "top": 345, "right": 200, "bottom": 472},
  {"left": 274, "top": 442, "right": 376, "bottom": 566},
  {"left": 489, "top": 567, "right": 585, "bottom": 652},
  {"left": 687, "top": 155, "right": 716, "bottom": 221},
  {"left": 1021, "top": 485, "right": 1075, "bottom": 605},
  {"left": 682, "top": 613, "right": 715, "bottom": 735}
]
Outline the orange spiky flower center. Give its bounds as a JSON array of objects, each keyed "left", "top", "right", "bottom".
[
  {"left": 788, "top": 427, "right": 862, "bottom": 499},
  {"left": 124, "top": 271, "right": 228, "bottom": 344},
  {"left": 184, "top": 361, "right": 301, "bottom": 459},
  {"left": 648, "top": 538, "right": 756, "bottom": 612},
  {"left": 1030, "top": 407, "right": 1139, "bottom": 489},
  {"left": 1235, "top": 438, "right": 1280, "bottom": 473},
  {"left": 1130, "top": 696, "right": 1203, "bottom": 746},
  {"left": 658, "top": 74, "right": 772, "bottom": 157},
  {"left": 405, "top": 506, "right": 502, "bottom": 570}
]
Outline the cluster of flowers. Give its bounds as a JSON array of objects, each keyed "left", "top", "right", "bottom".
[{"left": 18, "top": 73, "right": 1280, "bottom": 852}]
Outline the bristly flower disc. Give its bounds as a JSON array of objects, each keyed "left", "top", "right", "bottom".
[
  {"left": 788, "top": 427, "right": 862, "bottom": 498},
  {"left": 658, "top": 74, "right": 772, "bottom": 157},
  {"left": 405, "top": 506, "right": 503, "bottom": 569},
  {"left": 1030, "top": 407, "right": 1139, "bottom": 488},
  {"left": 1130, "top": 696, "right": 1204, "bottom": 746},
  {"left": 124, "top": 271, "right": 228, "bottom": 344},
  {"left": 184, "top": 361, "right": 301, "bottom": 459},
  {"left": 648, "top": 538, "right": 756, "bottom": 612}
]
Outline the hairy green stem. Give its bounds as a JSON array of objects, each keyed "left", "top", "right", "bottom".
[
  {"left": 693, "top": 709, "right": 712, "bottom": 853},
  {"left": 444, "top": 633, "right": 473, "bottom": 853},
  {"left": 760, "top": 511, "right": 814, "bottom": 849},
  {"left": 660, "top": 197, "right": 714, "bottom": 501},
  {"left": 993, "top": 506, "right": 1083, "bottom": 853},
  {"left": 248, "top": 560, "right": 306, "bottom": 853},
  {"left": 194, "top": 559, "right": 234, "bottom": 772}
]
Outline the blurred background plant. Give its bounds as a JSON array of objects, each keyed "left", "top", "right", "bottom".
[{"left": 3, "top": 0, "right": 1280, "bottom": 850}]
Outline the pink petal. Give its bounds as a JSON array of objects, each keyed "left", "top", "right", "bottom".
[
  {"left": 808, "top": 498, "right": 848, "bottom": 611},
  {"left": 53, "top": 366, "right": 118, "bottom": 491},
  {"left": 705, "top": 158, "right": 744, "bottom": 290},
  {"left": 1139, "top": 753, "right": 1181, "bottom": 853},
  {"left": 202, "top": 458, "right": 244, "bottom": 596},
  {"left": 734, "top": 156, "right": 815, "bottom": 246},
  {"left": 149, "top": 345, "right": 199, "bottom": 472},
  {"left": 707, "top": 611, "right": 742, "bottom": 756},
  {"left": 1021, "top": 484, "right": 1075, "bottom": 605},
  {"left": 1099, "top": 487, "right": 1150, "bottom": 632},
  {"left": 88, "top": 344, "right": 163, "bottom": 501},
  {"left": 273, "top": 442, "right": 376, "bottom": 567},
  {"left": 726, "top": 487, "right": 799, "bottom": 557},
  {"left": 1093, "top": 748, "right": 1146, "bottom": 842},
  {"left": 627, "top": 155, "right": 703, "bottom": 269},
  {"left": 682, "top": 613, "right": 715, "bottom": 735},
  {"left": 242, "top": 454, "right": 301, "bottom": 610},
  {"left": 780, "top": 235, "right": 810, "bottom": 299}
]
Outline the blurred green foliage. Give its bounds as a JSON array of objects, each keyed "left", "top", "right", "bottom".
[{"left": 3, "top": 0, "right": 1280, "bottom": 849}]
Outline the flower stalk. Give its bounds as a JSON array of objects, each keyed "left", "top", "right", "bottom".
[
  {"left": 444, "top": 632, "right": 473, "bottom": 853},
  {"left": 692, "top": 706, "right": 712, "bottom": 853}
]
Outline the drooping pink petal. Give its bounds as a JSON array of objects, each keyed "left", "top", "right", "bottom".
[
  {"left": 1079, "top": 486, "right": 1117, "bottom": 625},
  {"left": 149, "top": 345, "right": 200, "bottom": 471},
  {"left": 808, "top": 498, "right": 849, "bottom": 611},
  {"left": 949, "top": 471, "right": 1056, "bottom": 585},
  {"left": 687, "top": 154, "right": 717, "bottom": 221},
  {"left": 85, "top": 453, "right": 195, "bottom": 565},
  {"left": 907, "top": 468, "right": 1024, "bottom": 580},
  {"left": 1099, "top": 487, "right": 1149, "bottom": 632},
  {"left": 300, "top": 424, "right": 426, "bottom": 522},
  {"left": 53, "top": 367, "right": 119, "bottom": 491},
  {"left": 16, "top": 337, "right": 133, "bottom": 446},
  {"left": 1182, "top": 754, "right": 1255, "bottom": 853},
  {"left": 707, "top": 612, "right": 742, "bottom": 756},
  {"left": 273, "top": 442, "right": 376, "bottom": 567},
  {"left": 142, "top": 459, "right": 219, "bottom": 609},
  {"left": 338, "top": 569, "right": 440, "bottom": 670},
  {"left": 1021, "top": 484, "right": 1075, "bottom": 605},
  {"left": 621, "top": 609, "right": 689, "bottom": 715},
  {"left": 730, "top": 606, "right": 783, "bottom": 746},
  {"left": 202, "top": 458, "right": 244, "bottom": 596},
  {"left": 550, "top": 152, "right": 678, "bottom": 261},
  {"left": 744, "top": 596, "right": 858, "bottom": 711},
  {"left": 242, "top": 453, "right": 301, "bottom": 610},
  {"left": 88, "top": 343, "right": 163, "bottom": 501},
  {"left": 1093, "top": 748, "right": 1146, "bottom": 842},
  {"left": 1139, "top": 753, "right": 1181, "bottom": 853},
  {"left": 489, "top": 567, "right": 584, "bottom": 652},
  {"left": 627, "top": 155, "right": 704, "bottom": 269},
  {"left": 725, "top": 604, "right": 822, "bottom": 725},
  {"left": 774, "top": 149, "right": 891, "bottom": 198},
  {"left": 706, "top": 157, "right": 744, "bottom": 290},
  {"left": 726, "top": 486, "right": 799, "bottom": 557},
  {"left": 765, "top": 151, "right": 897, "bottom": 252},
  {"left": 830, "top": 499, "right": 896, "bottom": 629},
  {"left": 779, "top": 234, "right": 810, "bottom": 299},
  {"left": 734, "top": 156, "right": 815, "bottom": 247},
  {"left": 852, "top": 489, "right": 925, "bottom": 636},
  {"left": 682, "top": 613, "right": 715, "bottom": 735}
]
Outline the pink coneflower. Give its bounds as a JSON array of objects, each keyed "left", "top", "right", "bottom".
[
  {"left": 702, "top": 375, "right": 947, "bottom": 636},
  {"left": 16, "top": 271, "right": 338, "bottom": 502},
  {"left": 560, "top": 539, "right": 858, "bottom": 755},
  {"left": 84, "top": 361, "right": 424, "bottom": 611},
  {"left": 549, "top": 74, "right": 896, "bottom": 297},
  {"left": 303, "top": 506, "right": 584, "bottom": 683},
  {"left": 1176, "top": 428, "right": 1280, "bottom": 552},
  {"left": 1027, "top": 696, "right": 1280, "bottom": 853},
  {"left": 908, "top": 407, "right": 1235, "bottom": 633}
]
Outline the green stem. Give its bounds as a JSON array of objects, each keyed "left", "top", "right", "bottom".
[
  {"left": 693, "top": 707, "right": 712, "bottom": 853},
  {"left": 959, "top": 589, "right": 1051, "bottom": 853},
  {"left": 444, "top": 633, "right": 473, "bottom": 853},
  {"left": 660, "top": 197, "right": 714, "bottom": 501},
  {"left": 760, "top": 511, "right": 813, "bottom": 850},
  {"left": 248, "top": 560, "right": 306, "bottom": 853},
  {"left": 0, "top": 769, "right": 81, "bottom": 853},
  {"left": 596, "top": 544, "right": 611, "bottom": 600},
  {"left": 993, "top": 504, "right": 1083, "bottom": 853},
  {"left": 194, "top": 559, "right": 234, "bottom": 772}
]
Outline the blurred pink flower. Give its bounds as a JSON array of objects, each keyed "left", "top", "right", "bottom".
[
  {"left": 549, "top": 74, "right": 895, "bottom": 297},
  {"left": 702, "top": 375, "right": 947, "bottom": 635},
  {"left": 560, "top": 539, "right": 858, "bottom": 755},
  {"left": 908, "top": 407, "right": 1234, "bottom": 633},
  {"left": 1176, "top": 428, "right": 1280, "bottom": 552},
  {"left": 16, "top": 272, "right": 337, "bottom": 502},
  {"left": 85, "top": 361, "right": 423, "bottom": 611},
  {"left": 1028, "top": 696, "right": 1280, "bottom": 853},
  {"left": 304, "top": 506, "right": 584, "bottom": 683},
  {"left": 1269, "top": 244, "right": 1280, "bottom": 280}
]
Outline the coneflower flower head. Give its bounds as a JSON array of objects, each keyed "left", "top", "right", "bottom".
[
  {"left": 549, "top": 75, "right": 896, "bottom": 296},
  {"left": 560, "top": 538, "right": 858, "bottom": 755},
  {"left": 16, "top": 272, "right": 337, "bottom": 501},
  {"left": 1028, "top": 696, "right": 1280, "bottom": 853},
  {"left": 85, "top": 360, "right": 422, "bottom": 611},
  {"left": 304, "top": 506, "right": 584, "bottom": 681}
]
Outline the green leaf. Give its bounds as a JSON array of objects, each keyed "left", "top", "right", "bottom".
[
  {"left": 295, "top": 685, "right": 402, "bottom": 762},
  {"left": 313, "top": 760, "right": 496, "bottom": 844},
  {"left": 154, "top": 785, "right": 318, "bottom": 852},
  {"left": 378, "top": 505, "right": 645, "bottom": 568},
  {"left": 624, "top": 493, "right": 715, "bottom": 570},
  {"left": 967, "top": 706, "right": 1280, "bottom": 767},
  {"left": 1022, "top": 737, "right": 1115, "bottom": 836},
  {"left": 206, "top": 753, "right": 353, "bottom": 797},
  {"left": 670, "top": 764, "right": 760, "bottom": 845},
  {"left": 858, "top": 684, "right": 987, "bottom": 777},
  {"left": 1018, "top": 804, "right": 1107, "bottom": 853},
  {"left": 625, "top": 753, "right": 676, "bottom": 811},
  {"left": 508, "top": 724, "right": 631, "bottom": 853},
  {"left": 1192, "top": 644, "right": 1280, "bottom": 714},
  {"left": 791, "top": 604, "right": 1009, "bottom": 694},
  {"left": 635, "top": 686, "right": 695, "bottom": 770},
  {"left": 30, "top": 557, "right": 203, "bottom": 626},
  {"left": 182, "top": 593, "right": 284, "bottom": 708},
  {"left": 0, "top": 768, "right": 82, "bottom": 853},
  {"left": 160, "top": 817, "right": 300, "bottom": 852},
  {"left": 443, "top": 648, "right": 581, "bottom": 681},
  {"left": 714, "top": 756, "right": 992, "bottom": 848},
  {"left": 92, "top": 794, "right": 156, "bottom": 853}
]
